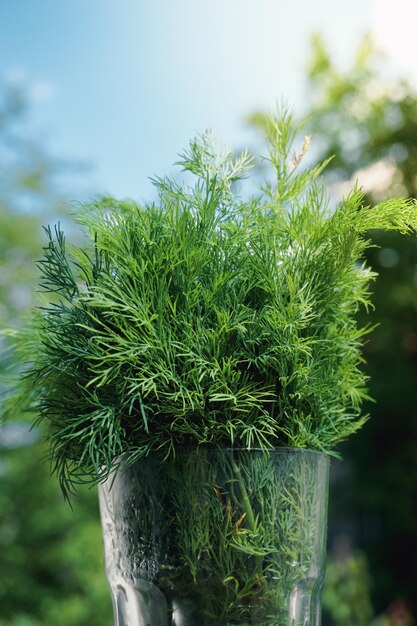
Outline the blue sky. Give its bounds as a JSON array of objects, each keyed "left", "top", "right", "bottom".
[{"left": 1, "top": 0, "right": 373, "bottom": 203}]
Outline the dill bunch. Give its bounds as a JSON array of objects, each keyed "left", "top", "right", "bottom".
[{"left": 3, "top": 111, "right": 417, "bottom": 494}]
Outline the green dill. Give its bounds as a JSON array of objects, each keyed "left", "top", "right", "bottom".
[{"left": 3, "top": 110, "right": 417, "bottom": 495}]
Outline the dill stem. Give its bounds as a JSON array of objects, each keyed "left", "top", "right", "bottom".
[{"left": 230, "top": 458, "right": 255, "bottom": 529}]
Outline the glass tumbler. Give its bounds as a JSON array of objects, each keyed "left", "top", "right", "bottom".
[{"left": 98, "top": 448, "right": 329, "bottom": 626}]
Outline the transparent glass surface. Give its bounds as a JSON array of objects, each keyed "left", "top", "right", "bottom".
[{"left": 98, "top": 448, "right": 329, "bottom": 626}]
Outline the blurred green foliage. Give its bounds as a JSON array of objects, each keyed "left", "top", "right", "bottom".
[
  {"left": 0, "top": 443, "right": 111, "bottom": 626},
  {"left": 305, "top": 33, "right": 417, "bottom": 200},
  {"left": 323, "top": 551, "right": 373, "bottom": 626},
  {"left": 0, "top": 87, "right": 42, "bottom": 325},
  {"left": 0, "top": 81, "right": 112, "bottom": 625}
]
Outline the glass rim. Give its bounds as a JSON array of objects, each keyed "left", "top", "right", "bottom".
[
  {"left": 181, "top": 445, "right": 329, "bottom": 457},
  {"left": 106, "top": 447, "right": 331, "bottom": 475},
  {"left": 128, "top": 445, "right": 331, "bottom": 460}
]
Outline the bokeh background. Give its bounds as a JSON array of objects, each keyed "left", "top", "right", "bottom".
[{"left": 1, "top": 1, "right": 417, "bottom": 624}]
